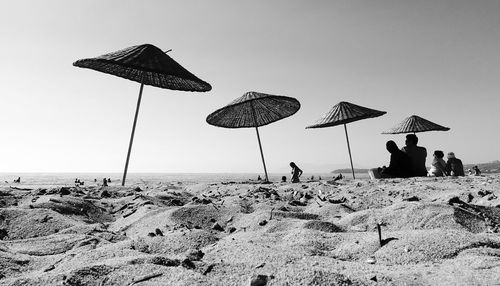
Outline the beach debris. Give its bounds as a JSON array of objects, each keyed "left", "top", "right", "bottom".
[
  {"left": 186, "top": 249, "right": 204, "bottom": 261},
  {"left": 123, "top": 208, "right": 137, "bottom": 218},
  {"left": 9, "top": 186, "right": 33, "bottom": 191},
  {"left": 0, "top": 229, "right": 8, "bottom": 240},
  {"left": 289, "top": 200, "right": 307, "bottom": 206},
  {"left": 59, "top": 187, "right": 72, "bottom": 195},
  {"left": 259, "top": 220, "right": 268, "bottom": 226},
  {"left": 370, "top": 276, "right": 378, "bottom": 282},
  {"left": 181, "top": 258, "right": 196, "bottom": 269},
  {"left": 255, "top": 263, "right": 266, "bottom": 269},
  {"left": 227, "top": 227, "right": 237, "bottom": 234},
  {"left": 100, "top": 190, "right": 111, "bottom": 198},
  {"left": 211, "top": 222, "right": 224, "bottom": 232},
  {"left": 249, "top": 274, "right": 273, "bottom": 286},
  {"left": 269, "top": 207, "right": 275, "bottom": 220},
  {"left": 155, "top": 228, "right": 164, "bottom": 236},
  {"left": 328, "top": 197, "right": 346, "bottom": 204},
  {"left": 377, "top": 223, "right": 383, "bottom": 247},
  {"left": 402, "top": 196, "right": 420, "bottom": 202},
  {"left": 202, "top": 263, "right": 216, "bottom": 275},
  {"left": 148, "top": 256, "right": 180, "bottom": 267},
  {"left": 365, "top": 257, "right": 376, "bottom": 264},
  {"left": 129, "top": 272, "right": 163, "bottom": 285}
]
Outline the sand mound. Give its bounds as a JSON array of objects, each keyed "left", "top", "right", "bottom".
[
  {"left": 303, "top": 220, "right": 344, "bottom": 233},
  {"left": 131, "top": 230, "right": 219, "bottom": 255},
  {"left": 270, "top": 267, "right": 366, "bottom": 286},
  {"left": 1, "top": 233, "right": 91, "bottom": 256},
  {"left": 338, "top": 202, "right": 487, "bottom": 233},
  {"left": 31, "top": 196, "right": 113, "bottom": 224},
  {"left": 375, "top": 229, "right": 500, "bottom": 265},
  {"left": 170, "top": 205, "right": 237, "bottom": 230},
  {"left": 64, "top": 264, "right": 115, "bottom": 286},
  {"left": 0, "top": 208, "right": 79, "bottom": 240}
]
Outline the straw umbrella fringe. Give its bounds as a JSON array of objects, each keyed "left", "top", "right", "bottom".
[
  {"left": 74, "top": 44, "right": 211, "bottom": 186},
  {"left": 382, "top": 115, "right": 450, "bottom": 134},
  {"left": 207, "top": 92, "right": 301, "bottom": 182},
  {"left": 306, "top": 101, "right": 386, "bottom": 179}
]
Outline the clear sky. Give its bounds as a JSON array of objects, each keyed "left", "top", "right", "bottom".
[{"left": 1, "top": 0, "right": 499, "bottom": 174}]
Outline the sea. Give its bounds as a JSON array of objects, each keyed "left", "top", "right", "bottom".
[{"left": 0, "top": 172, "right": 369, "bottom": 187}]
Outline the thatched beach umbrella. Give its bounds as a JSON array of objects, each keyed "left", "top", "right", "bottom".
[
  {"left": 206, "top": 91, "right": 301, "bottom": 182},
  {"left": 382, "top": 115, "right": 450, "bottom": 134},
  {"left": 73, "top": 44, "right": 211, "bottom": 185},
  {"left": 306, "top": 101, "right": 386, "bottom": 179}
]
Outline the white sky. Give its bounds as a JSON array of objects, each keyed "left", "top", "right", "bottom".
[{"left": 1, "top": 0, "right": 499, "bottom": 173}]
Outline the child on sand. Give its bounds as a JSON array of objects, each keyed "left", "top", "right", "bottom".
[{"left": 289, "top": 162, "right": 303, "bottom": 183}]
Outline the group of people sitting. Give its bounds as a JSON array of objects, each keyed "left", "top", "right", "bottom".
[{"left": 369, "top": 134, "right": 465, "bottom": 179}]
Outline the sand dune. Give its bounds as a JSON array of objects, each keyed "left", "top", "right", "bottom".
[{"left": 1, "top": 175, "right": 499, "bottom": 285}]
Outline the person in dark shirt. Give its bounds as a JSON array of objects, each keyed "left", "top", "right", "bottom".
[
  {"left": 382, "top": 140, "right": 412, "bottom": 178},
  {"left": 289, "top": 162, "right": 303, "bottom": 183},
  {"left": 401, "top": 134, "right": 428, "bottom": 177},
  {"left": 369, "top": 140, "right": 412, "bottom": 179},
  {"left": 445, "top": 152, "right": 465, "bottom": 176}
]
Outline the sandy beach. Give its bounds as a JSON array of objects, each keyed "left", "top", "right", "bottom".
[{"left": 1, "top": 175, "right": 499, "bottom": 285}]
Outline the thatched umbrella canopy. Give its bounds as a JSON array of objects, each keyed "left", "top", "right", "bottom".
[
  {"left": 74, "top": 44, "right": 211, "bottom": 185},
  {"left": 306, "top": 101, "right": 386, "bottom": 179},
  {"left": 207, "top": 91, "right": 301, "bottom": 181},
  {"left": 382, "top": 115, "right": 450, "bottom": 134}
]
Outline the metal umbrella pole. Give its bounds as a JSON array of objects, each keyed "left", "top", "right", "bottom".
[
  {"left": 343, "top": 123, "right": 355, "bottom": 179},
  {"left": 250, "top": 101, "right": 269, "bottom": 182},
  {"left": 122, "top": 78, "right": 144, "bottom": 186}
]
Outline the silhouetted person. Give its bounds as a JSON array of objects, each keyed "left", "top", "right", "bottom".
[
  {"left": 369, "top": 141, "right": 412, "bottom": 179},
  {"left": 428, "top": 150, "right": 447, "bottom": 177},
  {"left": 13, "top": 177, "right": 21, "bottom": 183},
  {"left": 107, "top": 178, "right": 111, "bottom": 183},
  {"left": 281, "top": 176, "right": 287, "bottom": 183},
  {"left": 445, "top": 152, "right": 464, "bottom": 176},
  {"left": 289, "top": 162, "right": 303, "bottom": 183},
  {"left": 402, "top": 134, "right": 427, "bottom": 177},
  {"left": 473, "top": 166, "right": 481, "bottom": 176},
  {"left": 257, "top": 175, "right": 262, "bottom": 181},
  {"left": 102, "top": 178, "right": 108, "bottom": 187}
]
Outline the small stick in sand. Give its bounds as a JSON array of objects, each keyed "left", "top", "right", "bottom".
[
  {"left": 129, "top": 272, "right": 163, "bottom": 285},
  {"left": 269, "top": 207, "right": 275, "bottom": 220},
  {"left": 377, "top": 223, "right": 382, "bottom": 246}
]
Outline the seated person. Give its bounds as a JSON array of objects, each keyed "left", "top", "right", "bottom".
[
  {"left": 473, "top": 165, "right": 481, "bottom": 176},
  {"left": 369, "top": 140, "right": 412, "bottom": 179},
  {"left": 428, "top": 150, "right": 447, "bottom": 177},
  {"left": 401, "top": 134, "right": 428, "bottom": 177},
  {"left": 445, "top": 152, "right": 465, "bottom": 176}
]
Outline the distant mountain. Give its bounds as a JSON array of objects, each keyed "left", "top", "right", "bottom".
[
  {"left": 332, "top": 168, "right": 369, "bottom": 174},
  {"left": 464, "top": 160, "right": 500, "bottom": 173},
  {"left": 331, "top": 160, "right": 500, "bottom": 174}
]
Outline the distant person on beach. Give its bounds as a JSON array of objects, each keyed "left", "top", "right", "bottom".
[
  {"left": 102, "top": 178, "right": 108, "bottom": 187},
  {"left": 13, "top": 177, "right": 21, "bottom": 183},
  {"left": 107, "top": 178, "right": 111, "bottom": 183},
  {"left": 369, "top": 140, "right": 412, "bottom": 179},
  {"left": 401, "top": 134, "right": 428, "bottom": 177},
  {"left": 281, "top": 176, "right": 287, "bottom": 183},
  {"left": 428, "top": 150, "right": 447, "bottom": 177},
  {"left": 289, "top": 162, "right": 303, "bottom": 183},
  {"left": 473, "top": 165, "right": 481, "bottom": 176},
  {"left": 257, "top": 175, "right": 262, "bottom": 181},
  {"left": 445, "top": 152, "right": 465, "bottom": 176}
]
